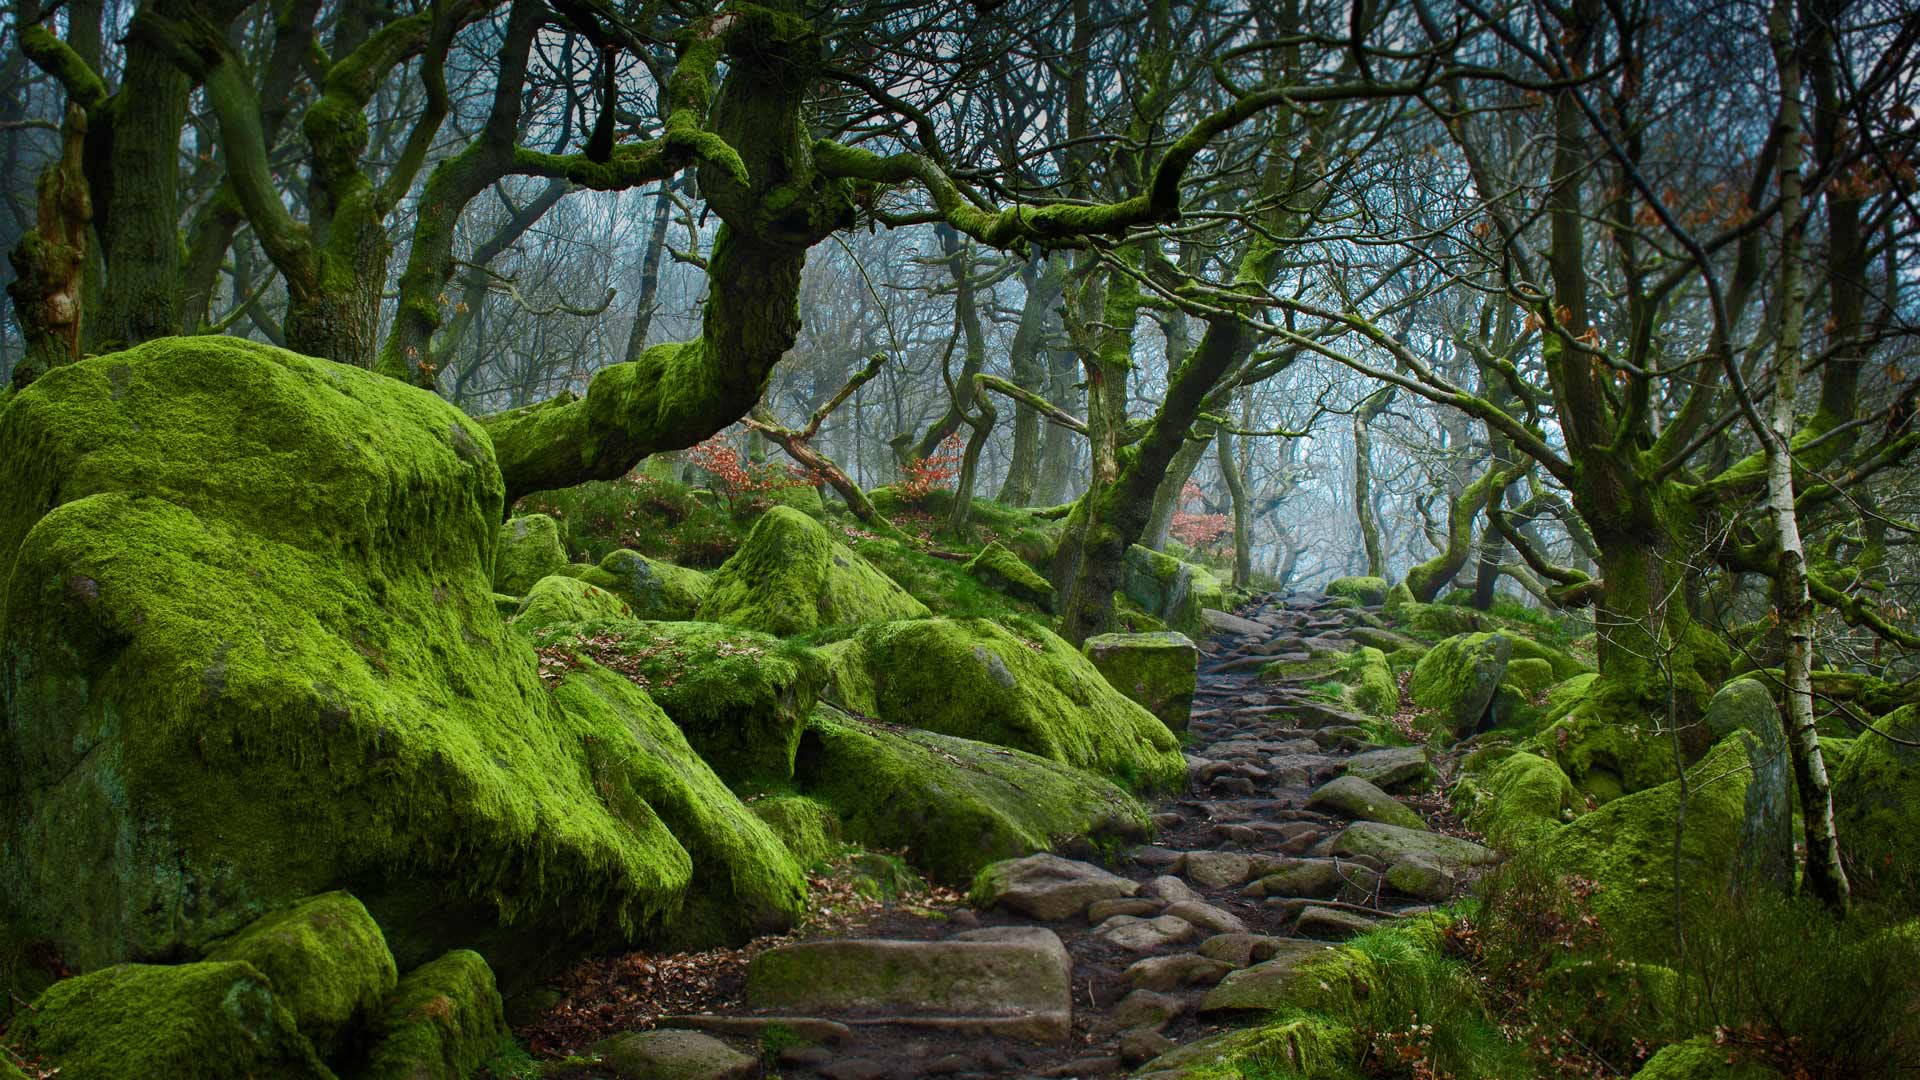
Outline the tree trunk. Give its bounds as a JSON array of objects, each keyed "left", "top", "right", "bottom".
[
  {"left": 1765, "top": 0, "right": 1848, "bottom": 912},
  {"left": 995, "top": 254, "right": 1062, "bottom": 505},
  {"left": 1142, "top": 433, "right": 1213, "bottom": 550},
  {"left": 1217, "top": 427, "right": 1252, "bottom": 587},
  {"left": 1034, "top": 346, "right": 1082, "bottom": 504},
  {"left": 7, "top": 104, "right": 89, "bottom": 387}
]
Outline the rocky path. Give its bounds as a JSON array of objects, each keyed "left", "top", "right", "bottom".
[{"left": 578, "top": 594, "right": 1493, "bottom": 1080}]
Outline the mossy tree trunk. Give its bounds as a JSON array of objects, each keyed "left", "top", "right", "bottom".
[
  {"left": 1351, "top": 385, "right": 1392, "bottom": 578},
  {"left": 995, "top": 254, "right": 1064, "bottom": 506}
]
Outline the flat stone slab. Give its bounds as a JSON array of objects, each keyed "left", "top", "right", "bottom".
[
  {"left": 1328, "top": 822, "right": 1497, "bottom": 870},
  {"left": 1095, "top": 914, "right": 1196, "bottom": 952},
  {"left": 1163, "top": 900, "right": 1248, "bottom": 935},
  {"left": 594, "top": 1029, "right": 757, "bottom": 1080},
  {"left": 657, "top": 1015, "right": 854, "bottom": 1046},
  {"left": 1295, "top": 905, "right": 1382, "bottom": 940},
  {"left": 743, "top": 927, "right": 1073, "bottom": 1042},
  {"left": 1123, "top": 953, "right": 1235, "bottom": 991},
  {"left": 1197, "top": 941, "right": 1333, "bottom": 1013},
  {"left": 1196, "top": 933, "right": 1292, "bottom": 967},
  {"left": 972, "top": 853, "right": 1139, "bottom": 921},
  {"left": 1180, "top": 850, "right": 1252, "bottom": 888},
  {"left": 1341, "top": 747, "right": 1434, "bottom": 791},
  {"left": 1306, "top": 775, "right": 1428, "bottom": 831},
  {"left": 1202, "top": 608, "right": 1269, "bottom": 637}
]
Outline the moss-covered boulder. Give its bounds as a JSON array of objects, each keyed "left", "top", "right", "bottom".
[
  {"left": 1120, "top": 544, "right": 1226, "bottom": 638},
  {"left": 965, "top": 541, "right": 1055, "bottom": 609},
  {"left": 696, "top": 506, "right": 928, "bottom": 635},
  {"left": 359, "top": 950, "right": 508, "bottom": 1080},
  {"left": 1539, "top": 728, "right": 1793, "bottom": 960},
  {"left": 1630, "top": 1037, "right": 1783, "bottom": 1079},
  {"left": 1832, "top": 703, "right": 1920, "bottom": 908},
  {"left": 1325, "top": 576, "right": 1389, "bottom": 605},
  {"left": 1082, "top": 631, "right": 1199, "bottom": 731},
  {"left": 492, "top": 513, "right": 568, "bottom": 595},
  {"left": 1503, "top": 657, "right": 1555, "bottom": 694},
  {"left": 1337, "top": 646, "right": 1399, "bottom": 718},
  {"left": 558, "top": 549, "right": 709, "bottom": 620},
  {"left": 0, "top": 338, "right": 786, "bottom": 980},
  {"left": 1409, "top": 633, "right": 1514, "bottom": 736},
  {"left": 1522, "top": 676, "right": 1691, "bottom": 803},
  {"left": 748, "top": 794, "right": 843, "bottom": 868},
  {"left": 545, "top": 664, "right": 806, "bottom": 947},
  {"left": 9, "top": 961, "right": 332, "bottom": 1079},
  {"left": 511, "top": 573, "right": 634, "bottom": 628},
  {"left": 795, "top": 708, "right": 1148, "bottom": 883},
  {"left": 821, "top": 617, "right": 1185, "bottom": 789},
  {"left": 204, "top": 891, "right": 396, "bottom": 1057},
  {"left": 527, "top": 619, "right": 824, "bottom": 787},
  {"left": 1452, "top": 751, "right": 1579, "bottom": 849}
]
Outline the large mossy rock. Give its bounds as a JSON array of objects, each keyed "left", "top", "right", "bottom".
[
  {"left": 1325, "top": 576, "right": 1388, "bottom": 605},
  {"left": 1082, "top": 631, "right": 1199, "bottom": 731},
  {"left": 9, "top": 961, "right": 332, "bottom": 1080},
  {"left": 820, "top": 617, "right": 1185, "bottom": 789},
  {"left": 359, "top": 949, "right": 508, "bottom": 1080},
  {"left": 1409, "top": 632, "right": 1514, "bottom": 736},
  {"left": 512, "top": 573, "right": 634, "bottom": 627},
  {"left": 203, "top": 891, "right": 396, "bottom": 1057},
  {"left": 1336, "top": 646, "right": 1398, "bottom": 718},
  {"left": 794, "top": 708, "right": 1147, "bottom": 883},
  {"left": 1120, "top": 544, "right": 1226, "bottom": 638},
  {"left": 1524, "top": 677, "right": 1687, "bottom": 803},
  {"left": 492, "top": 514, "right": 569, "bottom": 595},
  {"left": 525, "top": 619, "right": 824, "bottom": 788},
  {"left": 559, "top": 549, "right": 709, "bottom": 620},
  {"left": 965, "top": 540, "right": 1055, "bottom": 609},
  {"left": 1453, "top": 750, "right": 1579, "bottom": 849},
  {"left": 1832, "top": 703, "right": 1920, "bottom": 908},
  {"left": 1538, "top": 729, "right": 1793, "bottom": 960},
  {"left": 696, "top": 506, "right": 928, "bottom": 635},
  {"left": 0, "top": 338, "right": 790, "bottom": 978}
]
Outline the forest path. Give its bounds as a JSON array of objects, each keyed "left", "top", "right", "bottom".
[{"left": 538, "top": 594, "right": 1469, "bottom": 1080}]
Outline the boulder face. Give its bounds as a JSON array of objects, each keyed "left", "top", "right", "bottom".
[
  {"left": 1120, "top": 544, "right": 1226, "bottom": 638},
  {"left": 360, "top": 949, "right": 509, "bottom": 1080},
  {"left": 524, "top": 618, "right": 825, "bottom": 788},
  {"left": 1539, "top": 730, "right": 1792, "bottom": 960},
  {"left": 8, "top": 961, "right": 333, "bottom": 1080},
  {"left": 1832, "top": 703, "right": 1920, "bottom": 908},
  {"left": 965, "top": 540, "right": 1056, "bottom": 609},
  {"left": 1409, "top": 632, "right": 1514, "bottom": 736},
  {"left": 696, "top": 505, "right": 929, "bottom": 635},
  {"left": 1082, "top": 631, "right": 1200, "bottom": 731},
  {"left": 559, "top": 549, "right": 709, "bottom": 620},
  {"left": 821, "top": 617, "right": 1186, "bottom": 789},
  {"left": 202, "top": 891, "right": 396, "bottom": 1057},
  {"left": 1324, "top": 576, "right": 1389, "bottom": 605},
  {"left": 492, "top": 514, "right": 569, "bottom": 595},
  {"left": 0, "top": 338, "right": 794, "bottom": 977},
  {"left": 796, "top": 709, "right": 1147, "bottom": 884}
]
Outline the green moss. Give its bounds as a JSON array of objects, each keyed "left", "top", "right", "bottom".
[
  {"left": 1630, "top": 1037, "right": 1783, "bottom": 1079},
  {"left": 843, "top": 533, "right": 1047, "bottom": 620},
  {"left": 794, "top": 707, "right": 1146, "bottom": 884},
  {"left": 964, "top": 540, "right": 1055, "bottom": 608},
  {"left": 821, "top": 617, "right": 1185, "bottom": 790},
  {"left": 492, "top": 514, "right": 569, "bottom": 595},
  {"left": 869, "top": 487, "right": 1062, "bottom": 565},
  {"left": 1524, "top": 677, "right": 1683, "bottom": 803},
  {"left": 1260, "top": 653, "right": 1345, "bottom": 683},
  {"left": 1503, "top": 657, "right": 1555, "bottom": 693},
  {"left": 1453, "top": 751, "right": 1579, "bottom": 849},
  {"left": 1325, "top": 576, "right": 1388, "bottom": 605},
  {"left": 1112, "top": 592, "right": 1171, "bottom": 633},
  {"left": 360, "top": 950, "right": 508, "bottom": 1080},
  {"left": 1831, "top": 704, "right": 1920, "bottom": 910},
  {"left": 1083, "top": 631, "right": 1199, "bottom": 731},
  {"left": 511, "top": 574, "right": 635, "bottom": 629},
  {"left": 0, "top": 338, "right": 719, "bottom": 976},
  {"left": 1409, "top": 633, "right": 1515, "bottom": 736},
  {"left": 747, "top": 795, "right": 842, "bottom": 868},
  {"left": 557, "top": 549, "right": 709, "bottom": 620},
  {"left": 1539, "top": 735, "right": 1766, "bottom": 961},
  {"left": 546, "top": 664, "right": 806, "bottom": 946},
  {"left": 1336, "top": 646, "right": 1398, "bottom": 718},
  {"left": 1120, "top": 543, "right": 1227, "bottom": 637},
  {"left": 1543, "top": 672, "right": 1601, "bottom": 724},
  {"left": 696, "top": 506, "right": 929, "bottom": 635},
  {"left": 204, "top": 891, "right": 397, "bottom": 1056},
  {"left": 10, "top": 961, "right": 331, "bottom": 1079},
  {"left": 528, "top": 618, "right": 824, "bottom": 787}
]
